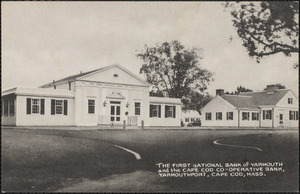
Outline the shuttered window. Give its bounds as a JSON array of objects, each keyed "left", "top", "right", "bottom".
[
  {"left": 4, "top": 100, "right": 8, "bottom": 116},
  {"left": 51, "top": 99, "right": 68, "bottom": 115},
  {"left": 264, "top": 110, "right": 272, "bottom": 120},
  {"left": 26, "top": 98, "right": 45, "bottom": 115},
  {"left": 165, "top": 105, "right": 176, "bottom": 118},
  {"left": 226, "top": 112, "right": 233, "bottom": 120},
  {"left": 289, "top": 111, "right": 298, "bottom": 120},
  {"left": 216, "top": 112, "right": 222, "bottom": 120},
  {"left": 252, "top": 112, "right": 259, "bottom": 120},
  {"left": 242, "top": 112, "right": 250, "bottom": 120},
  {"left": 205, "top": 112, "right": 211, "bottom": 120},
  {"left": 149, "top": 104, "right": 161, "bottom": 118}
]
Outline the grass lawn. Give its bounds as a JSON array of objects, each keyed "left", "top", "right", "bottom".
[{"left": 1, "top": 128, "right": 299, "bottom": 192}]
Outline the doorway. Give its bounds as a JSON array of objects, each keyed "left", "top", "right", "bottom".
[
  {"left": 279, "top": 113, "right": 283, "bottom": 125},
  {"left": 110, "top": 101, "right": 121, "bottom": 123}
]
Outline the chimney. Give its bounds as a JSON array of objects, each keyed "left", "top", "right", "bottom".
[
  {"left": 266, "top": 85, "right": 279, "bottom": 92},
  {"left": 216, "top": 89, "right": 224, "bottom": 96}
]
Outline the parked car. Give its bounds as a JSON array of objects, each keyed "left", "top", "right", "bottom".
[
  {"left": 181, "top": 121, "right": 185, "bottom": 127},
  {"left": 187, "top": 120, "right": 201, "bottom": 127}
]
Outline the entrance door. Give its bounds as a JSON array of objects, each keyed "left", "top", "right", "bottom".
[
  {"left": 110, "top": 101, "right": 121, "bottom": 123},
  {"left": 279, "top": 114, "right": 283, "bottom": 125}
]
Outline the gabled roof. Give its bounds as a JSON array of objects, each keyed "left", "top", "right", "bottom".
[
  {"left": 182, "top": 110, "right": 201, "bottom": 117},
  {"left": 40, "top": 67, "right": 105, "bottom": 88},
  {"left": 239, "top": 89, "right": 290, "bottom": 106},
  {"left": 40, "top": 64, "right": 150, "bottom": 88},
  {"left": 222, "top": 95, "right": 258, "bottom": 109}
]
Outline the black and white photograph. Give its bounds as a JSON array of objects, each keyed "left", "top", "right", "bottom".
[{"left": 1, "top": 1, "right": 299, "bottom": 192}]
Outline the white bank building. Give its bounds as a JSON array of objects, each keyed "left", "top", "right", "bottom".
[{"left": 2, "top": 64, "right": 182, "bottom": 127}]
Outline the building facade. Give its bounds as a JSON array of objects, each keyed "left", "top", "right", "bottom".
[
  {"left": 201, "top": 86, "right": 299, "bottom": 128},
  {"left": 181, "top": 110, "right": 201, "bottom": 126},
  {"left": 1, "top": 64, "right": 182, "bottom": 127}
]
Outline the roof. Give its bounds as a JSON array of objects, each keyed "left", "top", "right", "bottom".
[
  {"left": 182, "top": 110, "right": 201, "bottom": 117},
  {"left": 2, "top": 87, "right": 74, "bottom": 98},
  {"left": 222, "top": 95, "right": 258, "bottom": 109},
  {"left": 40, "top": 64, "right": 150, "bottom": 88},
  {"left": 40, "top": 67, "right": 105, "bottom": 88},
  {"left": 239, "top": 89, "right": 290, "bottom": 106},
  {"left": 220, "top": 89, "right": 291, "bottom": 109}
]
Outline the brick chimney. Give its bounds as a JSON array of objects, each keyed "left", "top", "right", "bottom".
[
  {"left": 266, "top": 85, "right": 279, "bottom": 92},
  {"left": 216, "top": 89, "right": 224, "bottom": 96}
]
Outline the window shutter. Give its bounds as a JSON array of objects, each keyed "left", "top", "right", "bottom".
[
  {"left": 64, "top": 100, "right": 68, "bottom": 115},
  {"left": 27, "top": 98, "right": 31, "bottom": 114},
  {"left": 173, "top": 106, "right": 176, "bottom": 118},
  {"left": 149, "top": 105, "right": 153, "bottom": 117},
  {"left": 158, "top": 105, "right": 161, "bottom": 118},
  {"left": 165, "top": 105, "right": 168, "bottom": 118},
  {"left": 263, "top": 110, "right": 265, "bottom": 120},
  {"left": 51, "top": 99, "right": 55, "bottom": 115},
  {"left": 41, "top": 99, "right": 45, "bottom": 115}
]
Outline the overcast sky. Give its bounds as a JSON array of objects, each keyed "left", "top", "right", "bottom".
[{"left": 2, "top": 2, "right": 298, "bottom": 96}]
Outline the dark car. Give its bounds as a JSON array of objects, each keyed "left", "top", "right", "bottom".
[{"left": 187, "top": 120, "right": 201, "bottom": 127}]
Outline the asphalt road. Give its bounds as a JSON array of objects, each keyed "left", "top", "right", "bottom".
[{"left": 2, "top": 128, "right": 299, "bottom": 192}]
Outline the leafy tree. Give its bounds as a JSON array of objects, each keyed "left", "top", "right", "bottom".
[
  {"left": 225, "top": 2, "right": 299, "bottom": 66},
  {"left": 263, "top": 83, "right": 286, "bottom": 91},
  {"left": 136, "top": 41, "right": 214, "bottom": 99},
  {"left": 182, "top": 92, "right": 212, "bottom": 114},
  {"left": 226, "top": 85, "right": 253, "bottom": 95}
]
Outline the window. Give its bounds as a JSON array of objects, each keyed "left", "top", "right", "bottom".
[
  {"left": 226, "top": 112, "right": 233, "bottom": 120},
  {"left": 242, "top": 112, "right": 250, "bottom": 120},
  {"left": 252, "top": 112, "right": 259, "bottom": 120},
  {"left": 4, "top": 100, "right": 8, "bottom": 116},
  {"left": 185, "top": 118, "right": 189, "bottom": 122},
  {"left": 191, "top": 118, "right": 195, "bottom": 122},
  {"left": 289, "top": 111, "right": 299, "bottom": 120},
  {"left": 55, "top": 100, "right": 63, "bottom": 114},
  {"left": 135, "top": 102, "right": 141, "bottom": 115},
  {"left": 196, "top": 118, "right": 200, "bottom": 122},
  {"left": 51, "top": 99, "right": 67, "bottom": 115},
  {"left": 9, "top": 98, "right": 14, "bottom": 116},
  {"left": 152, "top": 105, "right": 158, "bottom": 117},
  {"left": 150, "top": 104, "right": 161, "bottom": 118},
  {"left": 205, "top": 112, "right": 211, "bottom": 120},
  {"left": 88, "top": 100, "right": 95, "bottom": 114},
  {"left": 288, "top": 98, "right": 293, "bottom": 104},
  {"left": 165, "top": 105, "right": 176, "bottom": 118},
  {"left": 32, "top": 99, "right": 40, "bottom": 114},
  {"left": 263, "top": 110, "right": 272, "bottom": 120},
  {"left": 166, "top": 106, "right": 173, "bottom": 117},
  {"left": 216, "top": 112, "right": 222, "bottom": 120}
]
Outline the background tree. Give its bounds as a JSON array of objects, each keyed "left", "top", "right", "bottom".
[
  {"left": 225, "top": 85, "right": 253, "bottom": 95},
  {"left": 182, "top": 92, "right": 212, "bottom": 114},
  {"left": 263, "top": 83, "right": 286, "bottom": 91},
  {"left": 137, "top": 41, "right": 214, "bottom": 108},
  {"left": 225, "top": 2, "right": 299, "bottom": 67}
]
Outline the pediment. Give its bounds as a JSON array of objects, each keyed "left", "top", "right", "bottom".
[{"left": 77, "top": 65, "right": 150, "bottom": 87}]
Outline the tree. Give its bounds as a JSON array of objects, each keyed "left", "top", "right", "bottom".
[
  {"left": 263, "top": 83, "right": 286, "bottom": 91},
  {"left": 225, "top": 85, "right": 253, "bottom": 95},
  {"left": 182, "top": 92, "right": 212, "bottom": 114},
  {"left": 225, "top": 2, "right": 299, "bottom": 66},
  {"left": 136, "top": 41, "right": 214, "bottom": 100}
]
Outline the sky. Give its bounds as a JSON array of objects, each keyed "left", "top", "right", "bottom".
[{"left": 2, "top": 2, "right": 299, "bottom": 96}]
